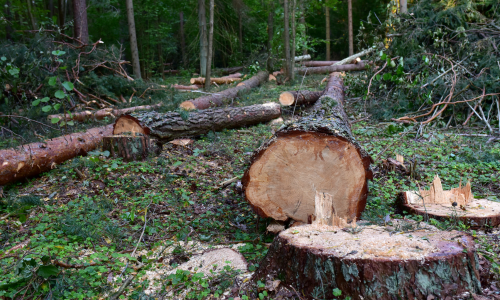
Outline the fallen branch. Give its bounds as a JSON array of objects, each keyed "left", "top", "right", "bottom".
[{"left": 332, "top": 47, "right": 376, "bottom": 65}]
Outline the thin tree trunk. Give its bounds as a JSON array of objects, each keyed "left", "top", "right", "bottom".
[
  {"left": 58, "top": 0, "right": 65, "bottom": 27},
  {"left": 290, "top": 0, "right": 296, "bottom": 81},
  {"left": 73, "top": 0, "right": 88, "bottom": 44},
  {"left": 48, "top": 0, "right": 54, "bottom": 18},
  {"left": 267, "top": 0, "right": 274, "bottom": 72},
  {"left": 238, "top": 8, "right": 243, "bottom": 55},
  {"left": 5, "top": 1, "right": 13, "bottom": 40},
  {"left": 326, "top": 6, "right": 330, "bottom": 61},
  {"left": 400, "top": 0, "right": 407, "bottom": 13},
  {"left": 284, "top": 0, "right": 291, "bottom": 79},
  {"left": 198, "top": 0, "right": 208, "bottom": 77},
  {"left": 26, "top": 0, "right": 37, "bottom": 30},
  {"left": 300, "top": 0, "right": 306, "bottom": 55},
  {"left": 205, "top": 0, "right": 214, "bottom": 90},
  {"left": 348, "top": 0, "right": 353, "bottom": 56},
  {"left": 126, "top": 0, "right": 141, "bottom": 79},
  {"left": 180, "top": 11, "right": 187, "bottom": 68}
]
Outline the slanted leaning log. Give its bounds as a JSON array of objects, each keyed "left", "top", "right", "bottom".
[
  {"left": 180, "top": 71, "right": 268, "bottom": 110},
  {"left": 0, "top": 125, "right": 113, "bottom": 186},
  {"left": 279, "top": 90, "right": 324, "bottom": 106},
  {"left": 114, "top": 102, "right": 281, "bottom": 142},
  {"left": 242, "top": 73, "right": 372, "bottom": 223},
  {"left": 297, "top": 61, "right": 367, "bottom": 75}
]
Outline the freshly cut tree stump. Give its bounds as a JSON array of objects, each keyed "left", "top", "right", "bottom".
[
  {"left": 297, "top": 61, "right": 367, "bottom": 75},
  {"left": 254, "top": 224, "right": 481, "bottom": 299},
  {"left": 242, "top": 74, "right": 372, "bottom": 223},
  {"left": 279, "top": 90, "right": 324, "bottom": 106},
  {"left": 399, "top": 175, "right": 500, "bottom": 228},
  {"left": 102, "top": 134, "right": 161, "bottom": 161},
  {"left": 180, "top": 71, "right": 268, "bottom": 110},
  {"left": 113, "top": 102, "right": 281, "bottom": 142}
]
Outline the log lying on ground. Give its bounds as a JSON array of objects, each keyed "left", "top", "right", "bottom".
[
  {"left": 242, "top": 73, "right": 372, "bottom": 223},
  {"left": 297, "top": 61, "right": 368, "bottom": 75},
  {"left": 294, "top": 54, "right": 311, "bottom": 62},
  {"left": 223, "top": 73, "right": 242, "bottom": 79},
  {"left": 190, "top": 77, "right": 242, "bottom": 85},
  {"left": 332, "top": 47, "right": 376, "bottom": 65},
  {"left": 113, "top": 102, "right": 281, "bottom": 142},
  {"left": 103, "top": 133, "right": 161, "bottom": 161},
  {"left": 300, "top": 61, "right": 339, "bottom": 67},
  {"left": 399, "top": 175, "right": 500, "bottom": 228},
  {"left": 0, "top": 125, "right": 113, "bottom": 186},
  {"left": 47, "top": 103, "right": 162, "bottom": 123},
  {"left": 219, "top": 66, "right": 244, "bottom": 75},
  {"left": 279, "top": 90, "right": 324, "bottom": 106},
  {"left": 180, "top": 70, "right": 268, "bottom": 110},
  {"left": 172, "top": 84, "right": 199, "bottom": 91},
  {"left": 254, "top": 222, "right": 481, "bottom": 299}
]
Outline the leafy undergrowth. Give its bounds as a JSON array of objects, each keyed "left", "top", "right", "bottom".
[{"left": 1, "top": 73, "right": 500, "bottom": 299}]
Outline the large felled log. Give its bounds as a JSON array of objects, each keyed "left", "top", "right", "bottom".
[
  {"left": 219, "top": 66, "right": 244, "bottom": 75},
  {"left": 297, "top": 61, "right": 367, "bottom": 75},
  {"left": 254, "top": 224, "right": 481, "bottom": 299},
  {"left": 180, "top": 71, "right": 268, "bottom": 110},
  {"left": 113, "top": 102, "right": 281, "bottom": 142},
  {"left": 279, "top": 90, "right": 324, "bottom": 106},
  {"left": 0, "top": 125, "right": 113, "bottom": 186},
  {"left": 172, "top": 84, "right": 199, "bottom": 91},
  {"left": 301, "top": 61, "right": 339, "bottom": 67},
  {"left": 294, "top": 54, "right": 311, "bottom": 62},
  {"left": 190, "top": 77, "right": 242, "bottom": 85},
  {"left": 223, "top": 73, "right": 242, "bottom": 79},
  {"left": 242, "top": 73, "right": 372, "bottom": 223},
  {"left": 103, "top": 134, "right": 161, "bottom": 161},
  {"left": 47, "top": 103, "right": 162, "bottom": 123},
  {"left": 332, "top": 47, "right": 376, "bottom": 65}
]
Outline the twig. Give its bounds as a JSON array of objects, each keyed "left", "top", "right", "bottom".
[{"left": 109, "top": 263, "right": 145, "bottom": 300}]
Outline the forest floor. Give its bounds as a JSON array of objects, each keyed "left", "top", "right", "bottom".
[{"left": 1, "top": 73, "right": 500, "bottom": 299}]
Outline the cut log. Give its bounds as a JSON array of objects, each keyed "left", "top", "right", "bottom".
[
  {"left": 223, "top": 73, "right": 242, "bottom": 79},
  {"left": 332, "top": 47, "right": 376, "bottom": 65},
  {"left": 242, "top": 73, "right": 372, "bottom": 223},
  {"left": 190, "top": 77, "right": 242, "bottom": 85},
  {"left": 294, "top": 54, "right": 311, "bottom": 62},
  {"left": 279, "top": 90, "right": 324, "bottom": 106},
  {"left": 180, "top": 70, "right": 268, "bottom": 110},
  {"left": 113, "top": 102, "right": 281, "bottom": 142},
  {"left": 0, "top": 125, "right": 113, "bottom": 186},
  {"left": 172, "top": 84, "right": 199, "bottom": 91},
  {"left": 47, "top": 103, "right": 162, "bottom": 123},
  {"left": 102, "top": 134, "right": 161, "bottom": 161},
  {"left": 219, "top": 66, "right": 244, "bottom": 75},
  {"left": 254, "top": 224, "right": 481, "bottom": 299},
  {"left": 297, "top": 61, "right": 368, "bottom": 75},
  {"left": 398, "top": 175, "right": 500, "bottom": 228},
  {"left": 301, "top": 60, "right": 339, "bottom": 67}
]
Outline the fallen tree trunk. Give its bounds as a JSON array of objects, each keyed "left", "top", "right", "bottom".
[
  {"left": 219, "top": 66, "right": 244, "bottom": 75},
  {"left": 172, "top": 84, "right": 199, "bottom": 91},
  {"left": 223, "top": 73, "right": 242, "bottom": 79},
  {"left": 242, "top": 73, "right": 372, "bottom": 223},
  {"left": 0, "top": 125, "right": 113, "bottom": 186},
  {"left": 297, "top": 61, "right": 368, "bottom": 75},
  {"left": 113, "top": 102, "right": 281, "bottom": 142},
  {"left": 279, "top": 90, "right": 324, "bottom": 106},
  {"left": 190, "top": 77, "right": 242, "bottom": 85},
  {"left": 47, "top": 103, "right": 162, "bottom": 123},
  {"left": 294, "top": 54, "right": 311, "bottom": 62},
  {"left": 301, "top": 61, "right": 339, "bottom": 67},
  {"left": 180, "top": 70, "right": 268, "bottom": 110},
  {"left": 332, "top": 47, "right": 376, "bottom": 65}
]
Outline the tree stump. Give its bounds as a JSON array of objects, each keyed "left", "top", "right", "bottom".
[
  {"left": 242, "top": 74, "right": 372, "bottom": 223},
  {"left": 254, "top": 224, "right": 481, "bottom": 299},
  {"left": 102, "top": 133, "right": 160, "bottom": 161}
]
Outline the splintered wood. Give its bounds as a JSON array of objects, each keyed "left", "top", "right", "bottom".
[
  {"left": 312, "top": 191, "right": 353, "bottom": 228},
  {"left": 410, "top": 175, "right": 473, "bottom": 206}
]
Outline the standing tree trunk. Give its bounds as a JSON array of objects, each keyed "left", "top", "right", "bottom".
[
  {"left": 180, "top": 11, "right": 187, "bottom": 68},
  {"left": 325, "top": 6, "right": 330, "bottom": 61},
  {"left": 58, "top": 0, "right": 65, "bottom": 27},
  {"left": 283, "top": 0, "right": 291, "bottom": 79},
  {"left": 26, "top": 0, "right": 37, "bottom": 30},
  {"left": 198, "top": 0, "right": 208, "bottom": 77},
  {"left": 300, "top": 0, "right": 307, "bottom": 56},
  {"left": 290, "top": 0, "right": 296, "bottom": 81},
  {"left": 126, "top": 0, "right": 141, "bottom": 79},
  {"left": 400, "top": 0, "right": 407, "bottom": 13},
  {"left": 205, "top": 0, "right": 214, "bottom": 90},
  {"left": 267, "top": 0, "right": 274, "bottom": 72},
  {"left": 48, "top": 0, "right": 54, "bottom": 18},
  {"left": 73, "top": 0, "right": 88, "bottom": 44},
  {"left": 5, "top": 1, "right": 13, "bottom": 40},
  {"left": 238, "top": 8, "right": 243, "bottom": 55},
  {"left": 348, "top": 0, "right": 353, "bottom": 56}
]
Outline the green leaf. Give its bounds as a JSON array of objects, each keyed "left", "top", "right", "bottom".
[
  {"left": 37, "top": 265, "right": 59, "bottom": 278},
  {"left": 59, "top": 121, "right": 66, "bottom": 127},
  {"left": 42, "top": 105, "right": 52, "bottom": 112},
  {"left": 383, "top": 73, "right": 392, "bottom": 80},
  {"left": 48, "top": 77, "right": 57, "bottom": 86},
  {"left": 55, "top": 90, "right": 65, "bottom": 99},
  {"left": 8, "top": 68, "right": 19, "bottom": 76},
  {"left": 381, "top": 53, "right": 387, "bottom": 60},
  {"left": 51, "top": 50, "right": 66, "bottom": 56},
  {"left": 332, "top": 288, "right": 342, "bottom": 296},
  {"left": 32, "top": 100, "right": 41, "bottom": 106},
  {"left": 67, "top": 121, "right": 74, "bottom": 126},
  {"left": 390, "top": 60, "right": 396, "bottom": 68},
  {"left": 0, "top": 56, "right": 6, "bottom": 61},
  {"left": 53, "top": 103, "right": 61, "bottom": 110},
  {"left": 51, "top": 118, "right": 60, "bottom": 124},
  {"left": 41, "top": 97, "right": 50, "bottom": 103},
  {"left": 62, "top": 81, "right": 74, "bottom": 91}
]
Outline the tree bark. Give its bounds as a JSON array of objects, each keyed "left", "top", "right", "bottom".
[
  {"left": 205, "top": 0, "right": 214, "bottom": 90},
  {"left": 47, "top": 103, "right": 162, "bottom": 123},
  {"left": 400, "top": 0, "right": 408, "bottom": 13},
  {"left": 199, "top": 0, "right": 208, "bottom": 77},
  {"left": 126, "top": 0, "right": 141, "bottom": 79},
  {"left": 325, "top": 6, "right": 330, "bottom": 61},
  {"left": 103, "top": 134, "right": 160, "bottom": 162},
  {"left": 242, "top": 74, "right": 372, "bottom": 223},
  {"left": 290, "top": 0, "right": 296, "bottom": 81},
  {"left": 297, "top": 61, "right": 367, "bottom": 75},
  {"left": 172, "top": 84, "right": 199, "bottom": 91},
  {"left": 267, "top": 0, "right": 274, "bottom": 72},
  {"left": 283, "top": 0, "right": 291, "bottom": 79},
  {"left": 332, "top": 47, "right": 375, "bottom": 65},
  {"left": 180, "top": 70, "right": 268, "bottom": 110},
  {"left": 113, "top": 102, "right": 281, "bottom": 142},
  {"left": 0, "top": 125, "right": 113, "bottom": 186},
  {"left": 254, "top": 225, "right": 481, "bottom": 299},
  {"left": 348, "top": 0, "right": 353, "bottom": 56},
  {"left": 190, "top": 77, "right": 242, "bottom": 85},
  {"left": 58, "top": 0, "right": 65, "bottom": 27},
  {"left": 180, "top": 12, "right": 187, "bottom": 67},
  {"left": 300, "top": 0, "right": 306, "bottom": 55},
  {"left": 26, "top": 0, "right": 37, "bottom": 30},
  {"left": 279, "top": 90, "right": 324, "bottom": 106},
  {"left": 5, "top": 1, "right": 13, "bottom": 40},
  {"left": 73, "top": 0, "right": 88, "bottom": 44},
  {"left": 238, "top": 8, "right": 243, "bottom": 55},
  {"left": 301, "top": 61, "right": 339, "bottom": 67},
  {"left": 218, "top": 66, "right": 244, "bottom": 75}
]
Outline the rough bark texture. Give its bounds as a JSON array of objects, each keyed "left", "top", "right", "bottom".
[
  {"left": 297, "top": 61, "right": 367, "bottom": 75},
  {"left": 0, "top": 125, "right": 113, "bottom": 186},
  {"left": 219, "top": 66, "right": 244, "bottom": 75},
  {"left": 254, "top": 225, "right": 481, "bottom": 300},
  {"left": 126, "top": 0, "right": 141, "bottom": 79},
  {"left": 173, "top": 84, "right": 199, "bottom": 91},
  {"left": 348, "top": 0, "right": 353, "bottom": 56},
  {"left": 198, "top": 0, "right": 208, "bottom": 77},
  {"left": 267, "top": 0, "right": 274, "bottom": 72},
  {"left": 242, "top": 74, "right": 372, "bottom": 223},
  {"left": 326, "top": 6, "right": 330, "bottom": 61},
  {"left": 102, "top": 134, "right": 160, "bottom": 161},
  {"left": 47, "top": 103, "right": 162, "bottom": 122},
  {"left": 279, "top": 90, "right": 324, "bottom": 106},
  {"left": 73, "top": 0, "right": 89, "bottom": 44},
  {"left": 301, "top": 61, "right": 339, "bottom": 67},
  {"left": 190, "top": 77, "right": 242, "bottom": 85},
  {"left": 284, "top": 0, "right": 291, "bottom": 79},
  {"left": 400, "top": 0, "right": 408, "bottom": 13},
  {"left": 180, "top": 12, "right": 187, "bottom": 67},
  {"left": 113, "top": 102, "right": 281, "bottom": 142},
  {"left": 180, "top": 70, "right": 268, "bottom": 110},
  {"left": 205, "top": 0, "right": 214, "bottom": 90},
  {"left": 290, "top": 0, "right": 296, "bottom": 81}
]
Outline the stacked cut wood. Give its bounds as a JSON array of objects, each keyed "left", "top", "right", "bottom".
[
  {"left": 180, "top": 70, "right": 268, "bottom": 110},
  {"left": 47, "top": 103, "right": 162, "bottom": 123},
  {"left": 242, "top": 73, "right": 373, "bottom": 223},
  {"left": 399, "top": 175, "right": 500, "bottom": 228}
]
